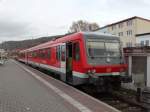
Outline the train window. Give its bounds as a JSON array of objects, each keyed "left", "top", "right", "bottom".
[
  {"left": 73, "top": 42, "right": 80, "bottom": 61},
  {"left": 31, "top": 52, "right": 34, "bottom": 57},
  {"left": 43, "top": 50, "right": 46, "bottom": 58},
  {"left": 39, "top": 49, "right": 45, "bottom": 58},
  {"left": 33, "top": 51, "right": 38, "bottom": 58},
  {"left": 56, "top": 46, "right": 60, "bottom": 61},
  {"left": 43, "top": 49, "right": 46, "bottom": 58},
  {"left": 47, "top": 48, "right": 51, "bottom": 59},
  {"left": 105, "top": 42, "right": 120, "bottom": 57},
  {"left": 87, "top": 40, "right": 105, "bottom": 57},
  {"left": 39, "top": 50, "right": 42, "bottom": 58},
  {"left": 29, "top": 52, "right": 31, "bottom": 57},
  {"left": 37, "top": 50, "right": 40, "bottom": 58},
  {"left": 61, "top": 45, "right": 65, "bottom": 61}
]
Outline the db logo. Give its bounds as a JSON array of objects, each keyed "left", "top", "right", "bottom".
[{"left": 106, "top": 68, "right": 111, "bottom": 72}]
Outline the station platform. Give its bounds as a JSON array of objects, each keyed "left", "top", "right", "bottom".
[{"left": 0, "top": 60, "right": 120, "bottom": 112}]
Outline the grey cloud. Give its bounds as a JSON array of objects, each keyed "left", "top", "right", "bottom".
[{"left": 0, "top": 19, "right": 31, "bottom": 37}]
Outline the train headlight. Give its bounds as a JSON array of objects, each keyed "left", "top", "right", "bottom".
[
  {"left": 87, "top": 70, "right": 91, "bottom": 74},
  {"left": 91, "top": 69, "right": 96, "bottom": 74},
  {"left": 87, "top": 69, "right": 96, "bottom": 74}
]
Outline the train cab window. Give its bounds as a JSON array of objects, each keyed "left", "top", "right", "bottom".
[
  {"left": 56, "top": 46, "right": 60, "bottom": 61},
  {"left": 105, "top": 42, "right": 120, "bottom": 57},
  {"left": 87, "top": 39, "right": 105, "bottom": 57},
  {"left": 73, "top": 42, "right": 80, "bottom": 61}
]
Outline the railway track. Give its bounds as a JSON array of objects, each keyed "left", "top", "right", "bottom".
[{"left": 77, "top": 86, "right": 149, "bottom": 112}]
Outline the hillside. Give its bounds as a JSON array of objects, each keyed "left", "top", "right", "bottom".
[{"left": 0, "top": 35, "right": 64, "bottom": 51}]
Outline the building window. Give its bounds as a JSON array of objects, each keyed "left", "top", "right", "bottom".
[
  {"left": 126, "top": 42, "right": 132, "bottom": 47},
  {"left": 127, "top": 20, "right": 133, "bottom": 26},
  {"left": 141, "top": 41, "right": 144, "bottom": 46},
  {"left": 127, "top": 30, "right": 132, "bottom": 36},
  {"left": 118, "top": 23, "right": 123, "bottom": 28},
  {"left": 112, "top": 25, "right": 116, "bottom": 30},
  {"left": 118, "top": 32, "right": 123, "bottom": 36},
  {"left": 145, "top": 40, "right": 149, "bottom": 46}
]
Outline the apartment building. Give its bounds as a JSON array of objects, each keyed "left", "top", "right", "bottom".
[{"left": 96, "top": 16, "right": 150, "bottom": 47}]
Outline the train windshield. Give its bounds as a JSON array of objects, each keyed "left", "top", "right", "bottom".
[
  {"left": 105, "top": 42, "right": 120, "bottom": 57},
  {"left": 87, "top": 39, "right": 120, "bottom": 58}
]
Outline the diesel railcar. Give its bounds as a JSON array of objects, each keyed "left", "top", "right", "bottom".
[{"left": 18, "top": 32, "right": 127, "bottom": 89}]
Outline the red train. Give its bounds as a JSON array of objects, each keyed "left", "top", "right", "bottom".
[{"left": 18, "top": 32, "right": 127, "bottom": 89}]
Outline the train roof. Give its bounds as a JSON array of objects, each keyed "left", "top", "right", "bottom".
[
  {"left": 83, "top": 32, "right": 117, "bottom": 37},
  {"left": 20, "top": 32, "right": 119, "bottom": 52}
]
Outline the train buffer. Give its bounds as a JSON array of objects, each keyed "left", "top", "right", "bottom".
[{"left": 0, "top": 59, "right": 120, "bottom": 112}]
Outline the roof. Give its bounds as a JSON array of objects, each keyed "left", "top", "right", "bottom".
[
  {"left": 136, "top": 32, "right": 150, "bottom": 37},
  {"left": 96, "top": 16, "right": 150, "bottom": 31}
]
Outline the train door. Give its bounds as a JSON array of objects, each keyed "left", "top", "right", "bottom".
[{"left": 66, "top": 42, "right": 73, "bottom": 83}]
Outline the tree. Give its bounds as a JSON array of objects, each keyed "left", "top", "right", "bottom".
[{"left": 69, "top": 20, "right": 99, "bottom": 33}]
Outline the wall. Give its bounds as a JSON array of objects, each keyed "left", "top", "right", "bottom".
[
  {"left": 136, "top": 19, "right": 150, "bottom": 34},
  {"left": 147, "top": 56, "right": 150, "bottom": 87},
  {"left": 122, "top": 56, "right": 147, "bottom": 90}
]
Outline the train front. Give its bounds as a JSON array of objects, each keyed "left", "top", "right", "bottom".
[{"left": 83, "top": 33, "right": 128, "bottom": 90}]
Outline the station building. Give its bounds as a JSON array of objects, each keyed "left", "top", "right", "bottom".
[
  {"left": 122, "top": 32, "right": 150, "bottom": 90},
  {"left": 123, "top": 47, "right": 150, "bottom": 90}
]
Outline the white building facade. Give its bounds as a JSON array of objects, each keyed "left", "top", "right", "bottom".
[{"left": 136, "top": 33, "right": 150, "bottom": 46}]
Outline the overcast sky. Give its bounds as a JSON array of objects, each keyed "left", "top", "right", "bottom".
[{"left": 0, "top": 0, "right": 150, "bottom": 42}]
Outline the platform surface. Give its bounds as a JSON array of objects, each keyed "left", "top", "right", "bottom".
[{"left": 0, "top": 60, "right": 120, "bottom": 112}]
